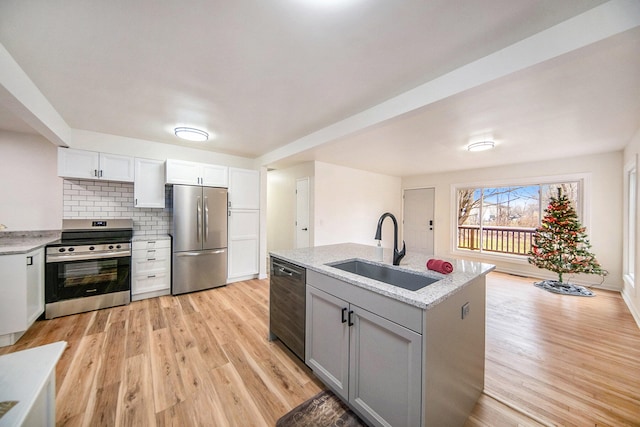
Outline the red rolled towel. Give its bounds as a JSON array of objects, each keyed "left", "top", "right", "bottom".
[{"left": 426, "top": 259, "right": 454, "bottom": 274}]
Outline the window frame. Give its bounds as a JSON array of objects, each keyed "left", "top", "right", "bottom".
[
  {"left": 623, "top": 159, "right": 637, "bottom": 288},
  {"left": 451, "top": 173, "right": 591, "bottom": 263}
]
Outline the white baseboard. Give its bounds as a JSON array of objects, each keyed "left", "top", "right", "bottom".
[
  {"left": 621, "top": 290, "right": 640, "bottom": 329},
  {"left": 492, "top": 266, "right": 620, "bottom": 291}
]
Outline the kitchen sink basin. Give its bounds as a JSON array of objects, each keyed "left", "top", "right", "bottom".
[{"left": 328, "top": 259, "right": 439, "bottom": 291}]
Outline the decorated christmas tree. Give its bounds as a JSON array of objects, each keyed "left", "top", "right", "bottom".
[{"left": 528, "top": 188, "right": 607, "bottom": 285}]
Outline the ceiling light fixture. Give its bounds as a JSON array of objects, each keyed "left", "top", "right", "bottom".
[
  {"left": 467, "top": 141, "right": 495, "bottom": 152},
  {"left": 174, "top": 127, "right": 209, "bottom": 142}
]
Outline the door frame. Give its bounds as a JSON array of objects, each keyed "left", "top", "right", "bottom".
[{"left": 295, "top": 177, "right": 310, "bottom": 249}]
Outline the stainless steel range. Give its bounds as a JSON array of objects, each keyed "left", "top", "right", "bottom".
[{"left": 45, "top": 219, "right": 133, "bottom": 319}]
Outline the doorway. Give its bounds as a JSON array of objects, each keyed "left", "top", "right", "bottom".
[{"left": 403, "top": 188, "right": 435, "bottom": 254}]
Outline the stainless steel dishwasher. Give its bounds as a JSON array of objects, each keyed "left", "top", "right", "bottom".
[{"left": 269, "top": 256, "right": 306, "bottom": 361}]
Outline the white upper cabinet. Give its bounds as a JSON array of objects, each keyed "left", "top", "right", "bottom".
[
  {"left": 228, "top": 168, "right": 259, "bottom": 210},
  {"left": 58, "top": 148, "right": 134, "bottom": 182},
  {"left": 202, "top": 164, "right": 228, "bottom": 187},
  {"left": 134, "top": 158, "right": 166, "bottom": 208},
  {"left": 166, "top": 159, "right": 228, "bottom": 187},
  {"left": 57, "top": 148, "right": 99, "bottom": 180},
  {"left": 165, "top": 159, "right": 201, "bottom": 185}
]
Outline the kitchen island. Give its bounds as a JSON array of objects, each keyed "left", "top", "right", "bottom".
[{"left": 270, "top": 243, "right": 495, "bottom": 427}]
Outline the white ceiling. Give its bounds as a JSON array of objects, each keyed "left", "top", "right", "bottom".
[{"left": 1, "top": 0, "right": 639, "bottom": 176}]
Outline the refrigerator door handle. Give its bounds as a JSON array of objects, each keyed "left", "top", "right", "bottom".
[
  {"left": 204, "top": 196, "right": 209, "bottom": 242},
  {"left": 196, "top": 196, "right": 202, "bottom": 242},
  {"left": 176, "top": 249, "right": 226, "bottom": 257}
]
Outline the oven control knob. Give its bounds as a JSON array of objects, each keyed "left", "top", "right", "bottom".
[
  {"left": 116, "top": 245, "right": 121, "bottom": 249},
  {"left": 109, "top": 245, "right": 114, "bottom": 250},
  {"left": 89, "top": 246, "right": 95, "bottom": 251},
  {"left": 58, "top": 248, "right": 66, "bottom": 253},
  {"left": 68, "top": 247, "right": 75, "bottom": 252}
]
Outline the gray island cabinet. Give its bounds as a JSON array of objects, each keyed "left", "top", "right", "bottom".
[{"left": 270, "top": 243, "right": 494, "bottom": 427}]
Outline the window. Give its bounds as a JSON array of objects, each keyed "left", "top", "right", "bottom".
[
  {"left": 625, "top": 165, "right": 636, "bottom": 284},
  {"left": 456, "top": 180, "right": 581, "bottom": 257}
]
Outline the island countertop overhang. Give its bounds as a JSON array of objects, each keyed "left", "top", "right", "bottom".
[{"left": 269, "top": 243, "right": 495, "bottom": 309}]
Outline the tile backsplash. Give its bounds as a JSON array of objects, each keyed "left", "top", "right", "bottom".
[{"left": 63, "top": 179, "right": 172, "bottom": 236}]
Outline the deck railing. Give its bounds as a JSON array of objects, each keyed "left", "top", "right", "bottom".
[{"left": 457, "top": 225, "right": 536, "bottom": 256}]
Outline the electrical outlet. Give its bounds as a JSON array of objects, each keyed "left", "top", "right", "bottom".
[{"left": 461, "top": 302, "right": 470, "bottom": 319}]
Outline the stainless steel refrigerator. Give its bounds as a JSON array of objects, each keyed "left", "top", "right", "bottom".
[{"left": 172, "top": 185, "right": 228, "bottom": 295}]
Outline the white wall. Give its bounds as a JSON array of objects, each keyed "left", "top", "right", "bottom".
[
  {"left": 623, "top": 126, "right": 640, "bottom": 325},
  {"left": 314, "top": 162, "right": 401, "bottom": 248},
  {"left": 0, "top": 130, "right": 63, "bottom": 230},
  {"left": 267, "top": 162, "right": 315, "bottom": 252},
  {"left": 403, "top": 151, "right": 623, "bottom": 289}
]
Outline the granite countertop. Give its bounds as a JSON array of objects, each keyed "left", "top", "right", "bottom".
[
  {"left": 270, "top": 243, "right": 495, "bottom": 309},
  {"left": 0, "top": 231, "right": 61, "bottom": 255}
]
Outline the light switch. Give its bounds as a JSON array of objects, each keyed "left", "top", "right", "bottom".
[{"left": 461, "top": 302, "right": 470, "bottom": 319}]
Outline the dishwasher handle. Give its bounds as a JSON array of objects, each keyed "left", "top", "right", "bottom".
[{"left": 272, "top": 261, "right": 303, "bottom": 279}]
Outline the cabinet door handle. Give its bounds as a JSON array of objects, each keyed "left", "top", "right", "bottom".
[
  {"left": 147, "top": 275, "right": 156, "bottom": 278},
  {"left": 341, "top": 307, "right": 348, "bottom": 323},
  {"left": 147, "top": 258, "right": 156, "bottom": 261},
  {"left": 26, "top": 256, "right": 33, "bottom": 266},
  {"left": 94, "top": 169, "right": 98, "bottom": 177},
  {"left": 348, "top": 310, "right": 354, "bottom": 327}
]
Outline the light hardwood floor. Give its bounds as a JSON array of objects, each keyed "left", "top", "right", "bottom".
[{"left": 1, "top": 272, "right": 639, "bottom": 426}]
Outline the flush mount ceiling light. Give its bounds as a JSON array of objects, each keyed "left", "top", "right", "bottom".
[
  {"left": 467, "top": 141, "right": 495, "bottom": 152},
  {"left": 174, "top": 127, "right": 209, "bottom": 142}
]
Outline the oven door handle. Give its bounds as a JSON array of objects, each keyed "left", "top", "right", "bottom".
[{"left": 46, "top": 250, "right": 131, "bottom": 263}]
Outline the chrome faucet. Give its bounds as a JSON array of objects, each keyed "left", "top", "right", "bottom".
[{"left": 374, "top": 212, "right": 406, "bottom": 266}]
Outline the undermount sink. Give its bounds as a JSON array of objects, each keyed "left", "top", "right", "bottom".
[{"left": 328, "top": 259, "right": 439, "bottom": 291}]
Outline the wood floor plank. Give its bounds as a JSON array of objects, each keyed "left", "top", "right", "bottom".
[
  {"left": 117, "top": 353, "right": 156, "bottom": 427},
  {"left": 94, "top": 320, "right": 127, "bottom": 387},
  {"left": 125, "top": 306, "right": 151, "bottom": 358},
  {"left": 220, "top": 339, "right": 290, "bottom": 425},
  {"left": 209, "top": 362, "right": 270, "bottom": 427},
  {"left": 1, "top": 273, "right": 638, "bottom": 426},
  {"left": 56, "top": 332, "right": 106, "bottom": 424},
  {"left": 82, "top": 382, "right": 120, "bottom": 427},
  {"left": 182, "top": 311, "right": 229, "bottom": 370},
  {"left": 149, "top": 327, "right": 186, "bottom": 413}
]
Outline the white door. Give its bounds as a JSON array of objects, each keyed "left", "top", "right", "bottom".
[
  {"left": 403, "top": 188, "right": 435, "bottom": 254},
  {"left": 295, "top": 177, "right": 310, "bottom": 248}
]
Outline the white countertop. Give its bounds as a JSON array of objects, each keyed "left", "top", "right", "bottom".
[
  {"left": 270, "top": 243, "right": 495, "bottom": 309},
  {"left": 0, "top": 341, "right": 66, "bottom": 426}
]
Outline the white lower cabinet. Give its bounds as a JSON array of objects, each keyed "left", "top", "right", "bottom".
[
  {"left": 0, "top": 248, "right": 45, "bottom": 347},
  {"left": 131, "top": 239, "right": 171, "bottom": 301},
  {"left": 227, "top": 209, "right": 259, "bottom": 281},
  {"left": 306, "top": 281, "right": 422, "bottom": 427}
]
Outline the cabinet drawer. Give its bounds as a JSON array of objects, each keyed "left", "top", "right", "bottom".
[
  {"left": 132, "top": 239, "right": 171, "bottom": 251},
  {"left": 132, "top": 256, "right": 170, "bottom": 275},
  {"left": 132, "top": 273, "right": 170, "bottom": 295}
]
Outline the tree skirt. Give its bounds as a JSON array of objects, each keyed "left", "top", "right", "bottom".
[
  {"left": 534, "top": 280, "right": 595, "bottom": 297},
  {"left": 276, "top": 390, "right": 367, "bottom": 427}
]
